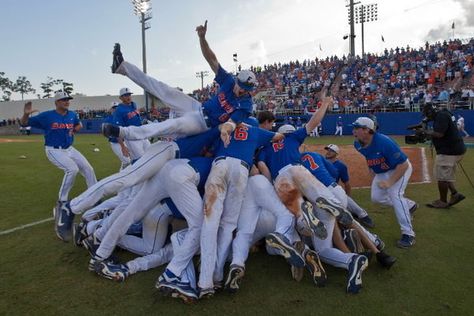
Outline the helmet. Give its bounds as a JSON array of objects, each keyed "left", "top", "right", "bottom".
[
  {"left": 278, "top": 124, "right": 296, "bottom": 134},
  {"left": 236, "top": 70, "right": 257, "bottom": 91}
]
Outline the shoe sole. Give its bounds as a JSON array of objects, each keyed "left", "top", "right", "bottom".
[
  {"left": 347, "top": 257, "right": 368, "bottom": 294},
  {"left": 316, "top": 197, "right": 353, "bottom": 226},
  {"left": 94, "top": 262, "right": 126, "bottom": 282},
  {"left": 225, "top": 268, "right": 245, "bottom": 293},
  {"left": 305, "top": 251, "right": 327, "bottom": 287},
  {"left": 291, "top": 241, "right": 305, "bottom": 282},
  {"left": 301, "top": 202, "right": 328, "bottom": 239},
  {"left": 157, "top": 283, "right": 197, "bottom": 304},
  {"left": 266, "top": 234, "right": 305, "bottom": 268}
]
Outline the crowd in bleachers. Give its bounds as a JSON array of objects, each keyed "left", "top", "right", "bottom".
[{"left": 191, "top": 38, "right": 474, "bottom": 115}]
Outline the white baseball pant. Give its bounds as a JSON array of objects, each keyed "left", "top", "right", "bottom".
[
  {"left": 275, "top": 164, "right": 345, "bottom": 212},
  {"left": 328, "top": 184, "right": 348, "bottom": 209},
  {"left": 45, "top": 146, "right": 97, "bottom": 202},
  {"left": 346, "top": 196, "right": 369, "bottom": 219},
  {"left": 312, "top": 206, "right": 355, "bottom": 270},
  {"left": 231, "top": 175, "right": 296, "bottom": 268},
  {"left": 371, "top": 161, "right": 415, "bottom": 236},
  {"left": 116, "top": 61, "right": 208, "bottom": 140},
  {"left": 109, "top": 142, "right": 131, "bottom": 170},
  {"left": 70, "top": 141, "right": 179, "bottom": 214},
  {"left": 199, "top": 157, "right": 249, "bottom": 289},
  {"left": 124, "top": 139, "right": 150, "bottom": 161},
  {"left": 335, "top": 126, "right": 343, "bottom": 136}
]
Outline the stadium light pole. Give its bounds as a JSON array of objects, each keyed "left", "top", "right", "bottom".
[
  {"left": 346, "top": 0, "right": 360, "bottom": 58},
  {"left": 355, "top": 3, "right": 378, "bottom": 57},
  {"left": 132, "top": 0, "right": 152, "bottom": 115},
  {"left": 196, "top": 71, "right": 209, "bottom": 90}
]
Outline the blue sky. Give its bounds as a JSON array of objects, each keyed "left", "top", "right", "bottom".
[{"left": 1, "top": 0, "right": 472, "bottom": 100}]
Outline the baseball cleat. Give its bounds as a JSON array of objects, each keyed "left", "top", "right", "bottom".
[
  {"left": 347, "top": 254, "right": 368, "bottom": 294},
  {"left": 301, "top": 201, "right": 327, "bottom": 239},
  {"left": 101, "top": 123, "right": 121, "bottom": 139},
  {"left": 376, "top": 251, "right": 397, "bottom": 269},
  {"left": 357, "top": 215, "right": 375, "bottom": 229},
  {"left": 72, "top": 219, "right": 89, "bottom": 247},
  {"left": 198, "top": 287, "right": 215, "bottom": 299},
  {"left": 213, "top": 280, "right": 224, "bottom": 292},
  {"left": 82, "top": 234, "right": 101, "bottom": 258},
  {"left": 94, "top": 260, "right": 129, "bottom": 282},
  {"left": 315, "top": 197, "right": 353, "bottom": 226},
  {"left": 305, "top": 249, "right": 327, "bottom": 287},
  {"left": 397, "top": 234, "right": 415, "bottom": 249},
  {"left": 54, "top": 201, "right": 74, "bottom": 242},
  {"left": 157, "top": 269, "right": 181, "bottom": 285},
  {"left": 225, "top": 265, "right": 245, "bottom": 293},
  {"left": 265, "top": 233, "right": 305, "bottom": 268},
  {"left": 111, "top": 43, "right": 124, "bottom": 73},
  {"left": 409, "top": 203, "right": 418, "bottom": 219},
  {"left": 291, "top": 241, "right": 305, "bottom": 282},
  {"left": 343, "top": 229, "right": 365, "bottom": 253},
  {"left": 158, "top": 281, "right": 198, "bottom": 304}
]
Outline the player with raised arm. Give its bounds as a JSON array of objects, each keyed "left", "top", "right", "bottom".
[{"left": 103, "top": 20, "right": 256, "bottom": 146}]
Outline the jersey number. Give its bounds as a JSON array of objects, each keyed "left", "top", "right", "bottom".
[
  {"left": 301, "top": 154, "right": 319, "bottom": 170},
  {"left": 234, "top": 126, "right": 249, "bottom": 141},
  {"left": 272, "top": 141, "right": 284, "bottom": 152}
]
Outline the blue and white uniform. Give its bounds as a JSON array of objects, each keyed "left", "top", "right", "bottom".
[
  {"left": 199, "top": 124, "right": 275, "bottom": 290},
  {"left": 301, "top": 151, "right": 348, "bottom": 208},
  {"left": 115, "top": 61, "right": 252, "bottom": 141},
  {"left": 104, "top": 114, "right": 130, "bottom": 170},
  {"left": 113, "top": 101, "right": 149, "bottom": 161},
  {"left": 27, "top": 110, "right": 96, "bottom": 202},
  {"left": 355, "top": 133, "right": 415, "bottom": 237}
]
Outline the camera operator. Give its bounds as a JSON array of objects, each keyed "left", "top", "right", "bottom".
[{"left": 419, "top": 104, "right": 466, "bottom": 208}]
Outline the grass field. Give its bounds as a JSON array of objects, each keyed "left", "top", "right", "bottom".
[{"left": 1, "top": 134, "right": 473, "bottom": 315}]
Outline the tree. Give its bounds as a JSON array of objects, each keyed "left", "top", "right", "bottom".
[
  {"left": 62, "top": 81, "right": 74, "bottom": 95},
  {"left": 40, "top": 77, "right": 55, "bottom": 99},
  {"left": 12, "top": 76, "right": 36, "bottom": 101},
  {"left": 0, "top": 72, "right": 13, "bottom": 101}
]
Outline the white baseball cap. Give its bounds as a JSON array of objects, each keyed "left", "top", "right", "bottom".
[
  {"left": 110, "top": 101, "right": 119, "bottom": 108},
  {"left": 119, "top": 87, "right": 133, "bottom": 96},
  {"left": 54, "top": 91, "right": 73, "bottom": 101},
  {"left": 324, "top": 144, "right": 340, "bottom": 154},
  {"left": 278, "top": 124, "right": 296, "bottom": 134},
  {"left": 236, "top": 70, "right": 257, "bottom": 91},
  {"left": 352, "top": 117, "right": 375, "bottom": 130}
]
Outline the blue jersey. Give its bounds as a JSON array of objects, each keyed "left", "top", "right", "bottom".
[
  {"left": 332, "top": 160, "right": 349, "bottom": 183},
  {"left": 300, "top": 152, "right": 336, "bottom": 187},
  {"left": 258, "top": 127, "right": 308, "bottom": 180},
  {"left": 176, "top": 127, "right": 220, "bottom": 158},
  {"left": 202, "top": 66, "right": 252, "bottom": 127},
  {"left": 113, "top": 102, "right": 142, "bottom": 127},
  {"left": 104, "top": 115, "right": 118, "bottom": 143},
  {"left": 188, "top": 157, "right": 213, "bottom": 190},
  {"left": 354, "top": 133, "right": 407, "bottom": 174},
  {"left": 27, "top": 110, "right": 79, "bottom": 148},
  {"left": 214, "top": 124, "right": 275, "bottom": 167}
]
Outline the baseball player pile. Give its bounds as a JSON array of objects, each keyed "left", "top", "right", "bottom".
[{"left": 27, "top": 21, "right": 422, "bottom": 304}]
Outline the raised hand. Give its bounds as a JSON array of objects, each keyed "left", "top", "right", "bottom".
[
  {"left": 196, "top": 20, "right": 208, "bottom": 38},
  {"left": 23, "top": 101, "right": 38, "bottom": 115}
]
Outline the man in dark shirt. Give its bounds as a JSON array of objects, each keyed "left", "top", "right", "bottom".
[{"left": 421, "top": 104, "right": 466, "bottom": 208}]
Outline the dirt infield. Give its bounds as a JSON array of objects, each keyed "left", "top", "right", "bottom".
[
  {"left": 0, "top": 138, "right": 41, "bottom": 143},
  {"left": 302, "top": 144, "right": 429, "bottom": 188}
]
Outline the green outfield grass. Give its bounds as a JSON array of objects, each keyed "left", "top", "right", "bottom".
[{"left": 1, "top": 134, "right": 473, "bottom": 315}]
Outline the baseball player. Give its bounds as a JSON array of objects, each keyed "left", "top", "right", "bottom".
[
  {"left": 257, "top": 97, "right": 354, "bottom": 239},
  {"left": 103, "top": 102, "right": 130, "bottom": 170},
  {"left": 103, "top": 20, "right": 256, "bottom": 145},
  {"left": 457, "top": 114, "right": 469, "bottom": 137},
  {"left": 324, "top": 144, "right": 375, "bottom": 228},
  {"left": 352, "top": 117, "right": 417, "bottom": 248},
  {"left": 198, "top": 123, "right": 282, "bottom": 298},
  {"left": 335, "top": 116, "right": 343, "bottom": 136},
  {"left": 20, "top": 93, "right": 97, "bottom": 242},
  {"left": 112, "top": 88, "right": 150, "bottom": 162}
]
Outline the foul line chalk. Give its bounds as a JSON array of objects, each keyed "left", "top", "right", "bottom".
[{"left": 0, "top": 217, "right": 53, "bottom": 236}]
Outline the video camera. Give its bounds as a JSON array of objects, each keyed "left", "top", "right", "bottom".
[{"left": 405, "top": 118, "right": 430, "bottom": 144}]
